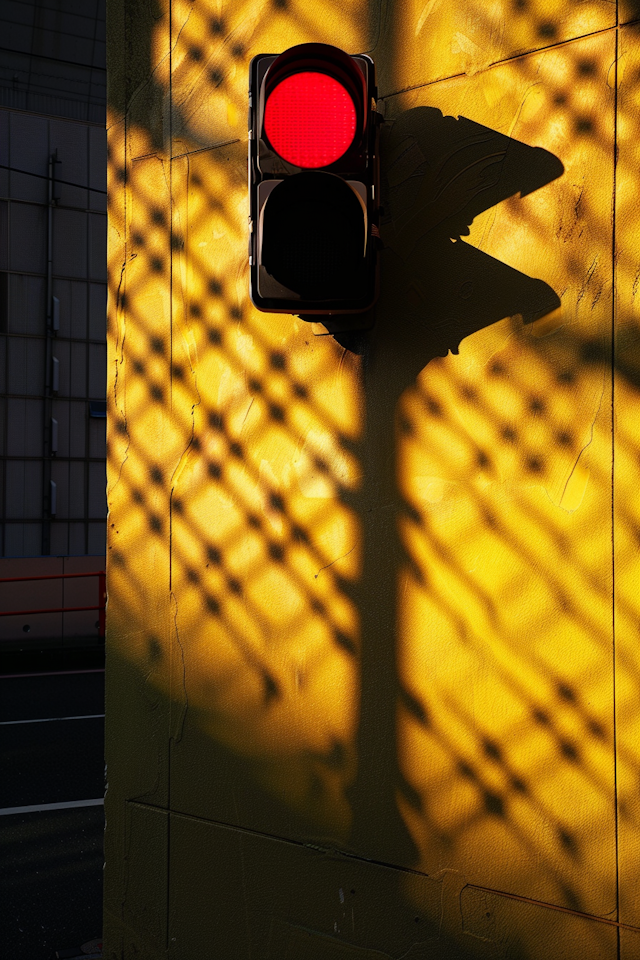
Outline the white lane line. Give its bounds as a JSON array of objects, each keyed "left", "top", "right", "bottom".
[
  {"left": 0, "top": 713, "right": 105, "bottom": 725},
  {"left": 0, "top": 798, "right": 104, "bottom": 816},
  {"left": 0, "top": 667, "right": 105, "bottom": 679}
]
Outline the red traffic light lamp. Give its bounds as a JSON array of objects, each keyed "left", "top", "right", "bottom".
[{"left": 248, "top": 43, "right": 381, "bottom": 322}]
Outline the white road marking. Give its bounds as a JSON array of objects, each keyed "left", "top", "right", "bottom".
[
  {"left": 0, "top": 667, "right": 105, "bottom": 679},
  {"left": 0, "top": 713, "right": 104, "bottom": 725},
  {"left": 0, "top": 798, "right": 104, "bottom": 816}
]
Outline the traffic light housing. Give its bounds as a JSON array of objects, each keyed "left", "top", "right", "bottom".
[{"left": 248, "top": 44, "right": 380, "bottom": 319}]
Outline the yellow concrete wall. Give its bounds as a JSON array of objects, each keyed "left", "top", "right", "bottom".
[{"left": 104, "top": 1, "right": 640, "bottom": 957}]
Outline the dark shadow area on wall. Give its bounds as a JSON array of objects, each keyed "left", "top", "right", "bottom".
[
  {"left": 108, "top": 0, "right": 165, "bottom": 148},
  {"left": 345, "top": 108, "right": 564, "bottom": 870},
  {"left": 622, "top": 1, "right": 640, "bottom": 25},
  {"left": 105, "top": 645, "right": 514, "bottom": 960}
]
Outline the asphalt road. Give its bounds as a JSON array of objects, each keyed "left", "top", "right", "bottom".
[{"left": 0, "top": 667, "right": 105, "bottom": 960}]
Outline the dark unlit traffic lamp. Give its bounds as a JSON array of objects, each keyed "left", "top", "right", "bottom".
[{"left": 248, "top": 43, "right": 380, "bottom": 318}]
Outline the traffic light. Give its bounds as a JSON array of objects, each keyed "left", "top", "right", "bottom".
[{"left": 248, "top": 43, "right": 380, "bottom": 319}]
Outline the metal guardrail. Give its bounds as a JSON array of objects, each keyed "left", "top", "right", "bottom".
[{"left": 0, "top": 571, "right": 106, "bottom": 638}]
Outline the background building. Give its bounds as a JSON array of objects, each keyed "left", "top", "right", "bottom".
[{"left": 0, "top": 0, "right": 106, "bottom": 645}]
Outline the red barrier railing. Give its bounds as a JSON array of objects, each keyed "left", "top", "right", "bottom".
[{"left": 0, "top": 571, "right": 106, "bottom": 638}]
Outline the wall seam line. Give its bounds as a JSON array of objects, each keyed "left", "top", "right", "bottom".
[
  {"left": 167, "top": 0, "right": 174, "bottom": 952},
  {"left": 127, "top": 800, "right": 640, "bottom": 936},
  {"left": 379, "top": 22, "right": 621, "bottom": 101},
  {"left": 611, "top": 9, "right": 620, "bottom": 958}
]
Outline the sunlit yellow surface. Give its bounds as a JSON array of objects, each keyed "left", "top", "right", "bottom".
[
  {"left": 614, "top": 22, "right": 640, "bottom": 936},
  {"left": 374, "top": 0, "right": 615, "bottom": 96},
  {"left": 169, "top": 0, "right": 379, "bottom": 155},
  {"left": 106, "top": 0, "right": 640, "bottom": 956}
]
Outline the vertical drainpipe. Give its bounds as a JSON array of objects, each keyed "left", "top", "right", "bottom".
[{"left": 42, "top": 149, "right": 58, "bottom": 555}]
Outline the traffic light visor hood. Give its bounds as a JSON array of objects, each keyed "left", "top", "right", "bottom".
[{"left": 262, "top": 43, "right": 367, "bottom": 168}]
